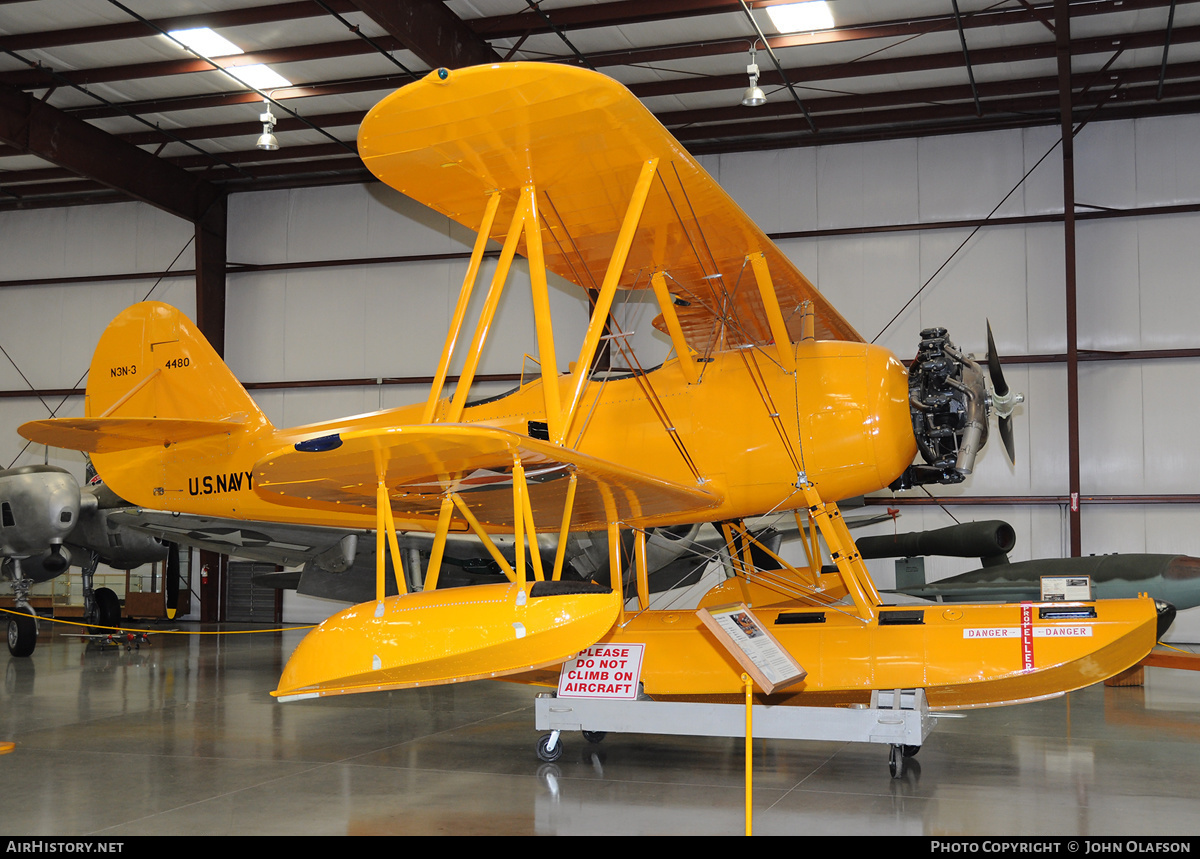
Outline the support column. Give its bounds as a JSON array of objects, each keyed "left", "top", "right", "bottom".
[
  {"left": 194, "top": 196, "right": 228, "bottom": 358},
  {"left": 198, "top": 549, "right": 226, "bottom": 623},
  {"left": 1056, "top": 0, "right": 1082, "bottom": 556}
]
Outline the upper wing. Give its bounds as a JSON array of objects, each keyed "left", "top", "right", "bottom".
[
  {"left": 253, "top": 424, "right": 720, "bottom": 530},
  {"left": 358, "top": 63, "right": 862, "bottom": 350}
]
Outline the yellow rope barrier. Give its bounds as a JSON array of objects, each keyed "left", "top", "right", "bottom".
[{"left": 0, "top": 606, "right": 315, "bottom": 635}]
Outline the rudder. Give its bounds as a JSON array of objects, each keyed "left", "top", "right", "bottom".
[{"left": 86, "top": 301, "right": 269, "bottom": 428}]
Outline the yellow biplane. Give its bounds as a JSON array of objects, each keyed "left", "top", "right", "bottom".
[{"left": 21, "top": 64, "right": 1164, "bottom": 714}]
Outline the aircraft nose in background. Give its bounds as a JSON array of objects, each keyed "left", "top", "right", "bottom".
[{"left": 1156, "top": 599, "right": 1178, "bottom": 639}]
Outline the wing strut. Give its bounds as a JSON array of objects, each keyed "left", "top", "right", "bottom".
[
  {"left": 550, "top": 472, "right": 578, "bottom": 582},
  {"left": 374, "top": 477, "right": 408, "bottom": 597},
  {"left": 445, "top": 187, "right": 531, "bottom": 425},
  {"left": 748, "top": 253, "right": 796, "bottom": 373},
  {"left": 421, "top": 495, "right": 456, "bottom": 591},
  {"left": 423, "top": 190, "right": 501, "bottom": 424},
  {"left": 800, "top": 482, "right": 882, "bottom": 621},
  {"left": 557, "top": 158, "right": 660, "bottom": 445},
  {"left": 649, "top": 271, "right": 699, "bottom": 384}
]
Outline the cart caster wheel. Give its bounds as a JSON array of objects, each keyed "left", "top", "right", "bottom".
[
  {"left": 889, "top": 744, "right": 905, "bottom": 778},
  {"left": 902, "top": 744, "right": 920, "bottom": 758},
  {"left": 537, "top": 734, "right": 562, "bottom": 763},
  {"left": 582, "top": 730, "right": 606, "bottom": 744}
]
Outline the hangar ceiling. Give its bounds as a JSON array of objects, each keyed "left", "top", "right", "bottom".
[{"left": 0, "top": 0, "right": 1197, "bottom": 214}]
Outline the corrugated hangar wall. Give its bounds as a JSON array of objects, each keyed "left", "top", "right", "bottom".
[{"left": 0, "top": 113, "right": 1197, "bottom": 635}]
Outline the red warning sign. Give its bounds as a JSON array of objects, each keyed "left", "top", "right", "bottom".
[
  {"left": 557, "top": 644, "right": 645, "bottom": 699},
  {"left": 1021, "top": 603, "right": 1035, "bottom": 671}
]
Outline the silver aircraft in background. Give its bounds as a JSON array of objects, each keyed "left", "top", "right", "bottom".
[{"left": 2, "top": 464, "right": 168, "bottom": 657}]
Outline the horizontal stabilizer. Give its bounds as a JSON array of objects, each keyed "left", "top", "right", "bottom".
[
  {"left": 273, "top": 581, "right": 620, "bottom": 699},
  {"left": 20, "top": 417, "right": 245, "bottom": 453},
  {"left": 254, "top": 424, "right": 720, "bottom": 530}
]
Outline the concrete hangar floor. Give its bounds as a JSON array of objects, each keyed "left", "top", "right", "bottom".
[{"left": 1, "top": 623, "right": 1199, "bottom": 837}]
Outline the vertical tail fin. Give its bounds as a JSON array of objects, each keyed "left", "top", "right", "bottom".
[
  {"left": 85, "top": 301, "right": 269, "bottom": 428},
  {"left": 19, "top": 302, "right": 271, "bottom": 455}
]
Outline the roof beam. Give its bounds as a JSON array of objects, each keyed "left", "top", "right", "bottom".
[
  {"left": 0, "top": 1, "right": 357, "bottom": 51},
  {"left": 474, "top": 0, "right": 1183, "bottom": 41},
  {"left": 345, "top": 0, "right": 499, "bottom": 69},
  {"left": 0, "top": 37, "right": 406, "bottom": 89},
  {"left": 30, "top": 16, "right": 1200, "bottom": 128},
  {"left": 0, "top": 82, "right": 220, "bottom": 221}
]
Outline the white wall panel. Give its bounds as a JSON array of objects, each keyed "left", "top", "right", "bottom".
[
  {"left": 271, "top": 386, "right": 391, "bottom": 430},
  {"left": 228, "top": 189, "right": 290, "bottom": 265},
  {"left": 1134, "top": 114, "right": 1200, "bottom": 206},
  {"left": 283, "top": 183, "right": 371, "bottom": 262},
  {"left": 811, "top": 232, "right": 920, "bottom": 350},
  {"left": 1082, "top": 505, "right": 1149, "bottom": 555},
  {"left": 1024, "top": 222, "right": 1067, "bottom": 354},
  {"left": 1020, "top": 124, "right": 1065, "bottom": 216},
  {"left": 915, "top": 225, "right": 1029, "bottom": 353},
  {"left": 226, "top": 270, "right": 288, "bottom": 382},
  {"left": 1136, "top": 213, "right": 1200, "bottom": 348},
  {"left": 362, "top": 259, "right": 458, "bottom": 377},
  {"left": 281, "top": 265, "right": 369, "bottom": 380},
  {"left": 1023, "top": 365, "right": 1070, "bottom": 496},
  {"left": 1074, "top": 119, "right": 1137, "bottom": 209},
  {"left": 1139, "top": 360, "right": 1200, "bottom": 493},
  {"left": 1075, "top": 357, "right": 1200, "bottom": 495},
  {"left": 816, "top": 137, "right": 919, "bottom": 230},
  {"left": 917, "top": 129, "right": 1028, "bottom": 221},
  {"left": 364, "top": 184, "right": 468, "bottom": 257},
  {"left": 715, "top": 147, "right": 817, "bottom": 234},
  {"left": 1079, "top": 361, "right": 1145, "bottom": 495},
  {"left": 1076, "top": 218, "right": 1141, "bottom": 351},
  {"left": 774, "top": 236, "right": 821, "bottom": 293},
  {"left": 0, "top": 208, "right": 68, "bottom": 280}
]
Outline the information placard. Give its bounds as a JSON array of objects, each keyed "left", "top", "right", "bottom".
[
  {"left": 697, "top": 604, "right": 806, "bottom": 694},
  {"left": 1041, "top": 575, "right": 1092, "bottom": 601}
]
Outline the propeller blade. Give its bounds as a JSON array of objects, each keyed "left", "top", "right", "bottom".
[
  {"left": 987, "top": 320, "right": 1021, "bottom": 465},
  {"left": 986, "top": 320, "right": 1009, "bottom": 397},
  {"left": 999, "top": 414, "right": 1016, "bottom": 465}
]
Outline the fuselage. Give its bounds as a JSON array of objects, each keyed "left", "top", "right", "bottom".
[{"left": 92, "top": 339, "right": 916, "bottom": 533}]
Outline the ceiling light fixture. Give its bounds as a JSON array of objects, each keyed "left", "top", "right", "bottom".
[
  {"left": 256, "top": 98, "right": 279, "bottom": 151},
  {"left": 742, "top": 47, "right": 766, "bottom": 107},
  {"left": 765, "top": 1, "right": 835, "bottom": 34}
]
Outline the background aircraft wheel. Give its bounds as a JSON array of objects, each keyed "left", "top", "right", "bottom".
[
  {"left": 7, "top": 610, "right": 37, "bottom": 658},
  {"left": 888, "top": 744, "right": 904, "bottom": 778},
  {"left": 537, "top": 734, "right": 563, "bottom": 763},
  {"left": 902, "top": 744, "right": 920, "bottom": 758},
  {"left": 582, "top": 730, "right": 606, "bottom": 744},
  {"left": 92, "top": 588, "right": 120, "bottom": 633}
]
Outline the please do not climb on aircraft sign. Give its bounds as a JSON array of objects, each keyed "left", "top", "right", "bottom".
[{"left": 557, "top": 644, "right": 646, "bottom": 699}]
